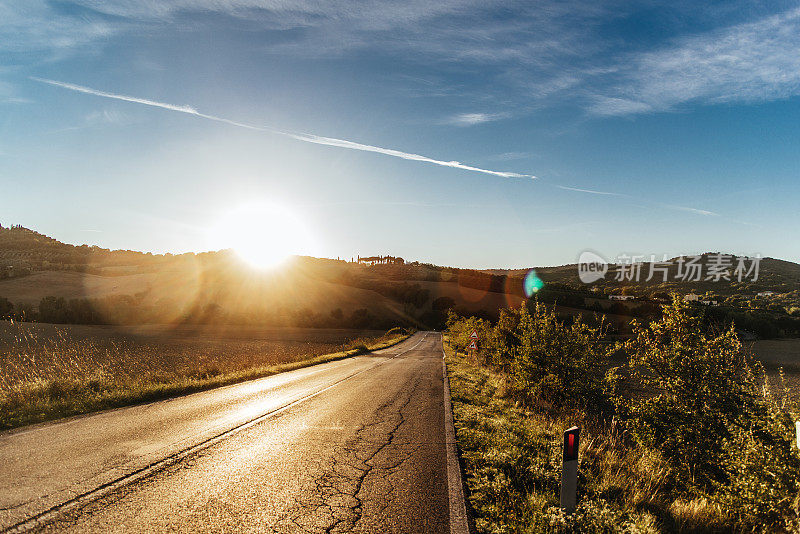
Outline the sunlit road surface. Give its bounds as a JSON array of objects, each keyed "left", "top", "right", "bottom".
[{"left": 0, "top": 332, "right": 460, "bottom": 533}]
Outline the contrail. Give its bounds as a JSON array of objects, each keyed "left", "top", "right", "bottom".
[
  {"left": 31, "top": 78, "right": 201, "bottom": 114},
  {"left": 555, "top": 184, "right": 717, "bottom": 216},
  {"left": 555, "top": 185, "right": 624, "bottom": 196},
  {"left": 31, "top": 77, "right": 533, "bottom": 180}
]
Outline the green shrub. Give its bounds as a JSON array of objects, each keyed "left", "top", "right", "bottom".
[
  {"left": 509, "top": 303, "right": 616, "bottom": 417},
  {"left": 448, "top": 304, "right": 616, "bottom": 417},
  {"left": 447, "top": 297, "right": 800, "bottom": 531},
  {"left": 446, "top": 311, "right": 493, "bottom": 358},
  {"left": 621, "top": 295, "right": 800, "bottom": 528}
]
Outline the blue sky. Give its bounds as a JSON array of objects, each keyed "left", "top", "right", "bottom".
[{"left": 1, "top": 1, "right": 799, "bottom": 268}]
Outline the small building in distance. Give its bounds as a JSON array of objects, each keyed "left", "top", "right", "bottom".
[
  {"left": 609, "top": 295, "right": 635, "bottom": 301},
  {"left": 357, "top": 255, "right": 405, "bottom": 266}
]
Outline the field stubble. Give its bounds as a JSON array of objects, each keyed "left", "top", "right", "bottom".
[{"left": 0, "top": 321, "right": 409, "bottom": 430}]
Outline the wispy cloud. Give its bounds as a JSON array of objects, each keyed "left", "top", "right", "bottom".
[
  {"left": 444, "top": 112, "right": 509, "bottom": 126},
  {"left": 32, "top": 77, "right": 533, "bottom": 180},
  {"left": 0, "top": 2, "right": 119, "bottom": 55},
  {"left": 85, "top": 109, "right": 131, "bottom": 126},
  {"left": 485, "top": 151, "right": 535, "bottom": 161},
  {"left": 49, "top": 108, "right": 134, "bottom": 134},
  {"left": 0, "top": 80, "right": 33, "bottom": 104},
  {"left": 3, "top": 96, "right": 34, "bottom": 104},
  {"left": 588, "top": 97, "right": 652, "bottom": 117},
  {"left": 11, "top": 2, "right": 800, "bottom": 120},
  {"left": 7, "top": 1, "right": 607, "bottom": 112},
  {"left": 661, "top": 204, "right": 719, "bottom": 217},
  {"left": 591, "top": 7, "right": 800, "bottom": 115}
]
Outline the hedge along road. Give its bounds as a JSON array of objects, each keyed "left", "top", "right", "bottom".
[{"left": 0, "top": 332, "right": 470, "bottom": 533}]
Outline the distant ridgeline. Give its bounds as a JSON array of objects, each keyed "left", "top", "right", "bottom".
[
  {"left": 0, "top": 224, "right": 524, "bottom": 292},
  {"left": 528, "top": 253, "right": 800, "bottom": 297},
  {"left": 0, "top": 225, "right": 177, "bottom": 276},
  {"left": 0, "top": 225, "right": 798, "bottom": 336},
  {"left": 3, "top": 224, "right": 797, "bottom": 298}
]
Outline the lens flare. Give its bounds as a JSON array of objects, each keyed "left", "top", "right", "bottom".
[
  {"left": 208, "top": 201, "right": 315, "bottom": 270},
  {"left": 523, "top": 269, "right": 545, "bottom": 297}
]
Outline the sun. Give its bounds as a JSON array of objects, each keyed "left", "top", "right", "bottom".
[{"left": 209, "top": 202, "right": 315, "bottom": 269}]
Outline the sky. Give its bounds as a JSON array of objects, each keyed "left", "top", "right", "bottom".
[{"left": 1, "top": 1, "right": 799, "bottom": 268}]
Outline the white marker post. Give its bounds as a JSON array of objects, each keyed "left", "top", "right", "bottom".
[
  {"left": 560, "top": 426, "right": 580, "bottom": 514},
  {"left": 795, "top": 421, "right": 800, "bottom": 450}
]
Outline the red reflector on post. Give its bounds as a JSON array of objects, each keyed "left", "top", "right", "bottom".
[{"left": 563, "top": 426, "right": 580, "bottom": 462}]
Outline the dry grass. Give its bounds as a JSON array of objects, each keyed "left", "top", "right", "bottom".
[
  {"left": 444, "top": 342, "right": 733, "bottom": 533},
  {"left": 0, "top": 321, "right": 411, "bottom": 430}
]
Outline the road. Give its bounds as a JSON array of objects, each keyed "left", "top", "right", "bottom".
[{"left": 0, "top": 332, "right": 468, "bottom": 533}]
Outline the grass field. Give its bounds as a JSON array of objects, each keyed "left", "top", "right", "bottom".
[
  {"left": 0, "top": 321, "right": 410, "bottom": 430},
  {"left": 751, "top": 338, "right": 800, "bottom": 401}
]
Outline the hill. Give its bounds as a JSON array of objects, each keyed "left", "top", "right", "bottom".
[
  {"left": 0, "top": 225, "right": 525, "bottom": 328},
  {"left": 486, "top": 255, "right": 800, "bottom": 296},
  {"left": 1, "top": 225, "right": 798, "bottom": 335}
]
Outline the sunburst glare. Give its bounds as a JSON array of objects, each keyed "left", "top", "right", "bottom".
[{"left": 208, "top": 202, "right": 315, "bottom": 269}]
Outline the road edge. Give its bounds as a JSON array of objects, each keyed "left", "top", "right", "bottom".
[{"left": 441, "top": 337, "right": 471, "bottom": 534}]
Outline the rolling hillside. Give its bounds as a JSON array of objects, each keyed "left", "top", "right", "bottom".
[
  {"left": 486, "top": 255, "right": 800, "bottom": 296},
  {"left": 1, "top": 225, "right": 798, "bottom": 331},
  {"left": 0, "top": 226, "right": 522, "bottom": 327}
]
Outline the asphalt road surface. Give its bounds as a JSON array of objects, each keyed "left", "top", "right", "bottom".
[{"left": 0, "top": 332, "right": 467, "bottom": 533}]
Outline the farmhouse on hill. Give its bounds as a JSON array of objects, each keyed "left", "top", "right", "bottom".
[{"left": 357, "top": 255, "right": 405, "bottom": 265}]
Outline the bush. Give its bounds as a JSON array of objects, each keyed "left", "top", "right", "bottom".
[
  {"left": 509, "top": 303, "right": 615, "bottom": 417},
  {"left": 446, "top": 311, "right": 493, "bottom": 357},
  {"left": 621, "top": 295, "right": 800, "bottom": 528},
  {"left": 448, "top": 304, "right": 616, "bottom": 417},
  {"left": 447, "top": 296, "right": 800, "bottom": 531}
]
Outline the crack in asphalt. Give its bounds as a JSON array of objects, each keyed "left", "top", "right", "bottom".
[
  {"left": 270, "top": 370, "right": 424, "bottom": 533},
  {"left": 7, "top": 336, "right": 443, "bottom": 533}
]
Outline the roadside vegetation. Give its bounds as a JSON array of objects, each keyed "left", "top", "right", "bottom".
[
  {"left": 0, "top": 322, "right": 412, "bottom": 430},
  {"left": 445, "top": 297, "right": 800, "bottom": 532}
]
